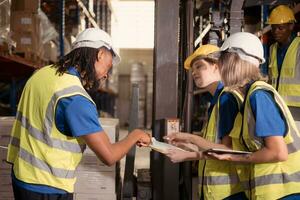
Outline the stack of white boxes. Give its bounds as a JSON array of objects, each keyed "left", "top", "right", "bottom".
[
  {"left": 0, "top": 117, "right": 15, "bottom": 200},
  {"left": 74, "top": 118, "right": 119, "bottom": 200}
]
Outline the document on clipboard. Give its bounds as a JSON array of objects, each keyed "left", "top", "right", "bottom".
[
  {"left": 203, "top": 148, "right": 251, "bottom": 155},
  {"left": 149, "top": 137, "right": 186, "bottom": 154}
]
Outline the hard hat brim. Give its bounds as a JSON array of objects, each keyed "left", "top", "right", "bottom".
[
  {"left": 72, "top": 40, "right": 121, "bottom": 66},
  {"left": 184, "top": 48, "right": 220, "bottom": 70},
  {"left": 266, "top": 19, "right": 296, "bottom": 25}
]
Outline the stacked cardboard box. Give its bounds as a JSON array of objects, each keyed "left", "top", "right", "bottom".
[
  {"left": 0, "top": 117, "right": 15, "bottom": 200},
  {"left": 10, "top": 0, "right": 42, "bottom": 62},
  {"left": 74, "top": 118, "right": 119, "bottom": 200},
  {"left": 11, "top": 0, "right": 40, "bottom": 12}
]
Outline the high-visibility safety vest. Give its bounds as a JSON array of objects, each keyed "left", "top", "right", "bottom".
[
  {"left": 237, "top": 81, "right": 300, "bottom": 199},
  {"left": 269, "top": 37, "right": 300, "bottom": 107},
  {"left": 7, "top": 65, "right": 93, "bottom": 193},
  {"left": 198, "top": 89, "right": 244, "bottom": 199}
]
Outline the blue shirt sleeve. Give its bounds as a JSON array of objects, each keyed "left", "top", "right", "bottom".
[
  {"left": 56, "top": 95, "right": 103, "bottom": 137},
  {"left": 249, "top": 90, "right": 286, "bottom": 137},
  {"left": 218, "top": 92, "right": 239, "bottom": 139}
]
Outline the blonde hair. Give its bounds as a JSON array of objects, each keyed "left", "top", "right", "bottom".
[{"left": 219, "top": 52, "right": 262, "bottom": 90}]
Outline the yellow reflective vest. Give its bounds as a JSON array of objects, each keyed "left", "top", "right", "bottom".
[
  {"left": 198, "top": 88, "right": 244, "bottom": 199},
  {"left": 269, "top": 37, "right": 300, "bottom": 107},
  {"left": 238, "top": 81, "right": 300, "bottom": 199},
  {"left": 7, "top": 65, "right": 94, "bottom": 192}
]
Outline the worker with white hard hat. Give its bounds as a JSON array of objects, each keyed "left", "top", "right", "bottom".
[
  {"left": 267, "top": 5, "right": 300, "bottom": 123},
  {"left": 208, "top": 32, "right": 300, "bottom": 200},
  {"left": 164, "top": 44, "right": 247, "bottom": 199},
  {"left": 7, "top": 28, "right": 151, "bottom": 200}
]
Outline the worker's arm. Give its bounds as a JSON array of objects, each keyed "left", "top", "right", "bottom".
[
  {"left": 206, "top": 136, "right": 288, "bottom": 163},
  {"left": 164, "top": 133, "right": 231, "bottom": 163},
  {"left": 164, "top": 132, "right": 231, "bottom": 150},
  {"left": 165, "top": 148, "right": 204, "bottom": 163},
  {"left": 82, "top": 129, "right": 151, "bottom": 166}
]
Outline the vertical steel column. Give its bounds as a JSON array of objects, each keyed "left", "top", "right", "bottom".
[
  {"left": 59, "top": 0, "right": 65, "bottom": 57},
  {"left": 261, "top": 5, "right": 269, "bottom": 76},
  {"left": 123, "top": 84, "right": 139, "bottom": 200},
  {"left": 181, "top": 0, "right": 194, "bottom": 199},
  {"left": 95, "top": 0, "right": 100, "bottom": 25},
  {"left": 151, "top": 0, "right": 180, "bottom": 200},
  {"left": 9, "top": 78, "right": 16, "bottom": 115}
]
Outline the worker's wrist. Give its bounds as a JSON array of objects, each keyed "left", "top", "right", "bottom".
[{"left": 130, "top": 129, "right": 146, "bottom": 140}]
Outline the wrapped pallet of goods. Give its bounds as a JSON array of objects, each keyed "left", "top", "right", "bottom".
[
  {"left": 10, "top": 0, "right": 43, "bottom": 63},
  {"left": 74, "top": 118, "right": 119, "bottom": 200},
  {"left": 0, "top": 117, "right": 15, "bottom": 200},
  {"left": 0, "top": 0, "right": 14, "bottom": 55},
  {"left": 10, "top": 0, "right": 58, "bottom": 64},
  {"left": 11, "top": 0, "right": 40, "bottom": 13}
]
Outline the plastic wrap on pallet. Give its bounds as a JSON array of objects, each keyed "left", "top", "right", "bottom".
[
  {"left": 38, "top": 10, "right": 59, "bottom": 62},
  {"left": 10, "top": 9, "right": 59, "bottom": 62},
  {"left": 0, "top": 0, "right": 15, "bottom": 52},
  {"left": 38, "top": 10, "right": 58, "bottom": 44}
]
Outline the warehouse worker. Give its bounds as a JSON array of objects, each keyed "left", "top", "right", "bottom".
[
  {"left": 164, "top": 44, "right": 246, "bottom": 199},
  {"left": 6, "top": 28, "right": 151, "bottom": 200},
  {"left": 209, "top": 32, "right": 300, "bottom": 199},
  {"left": 267, "top": 5, "right": 300, "bottom": 122}
]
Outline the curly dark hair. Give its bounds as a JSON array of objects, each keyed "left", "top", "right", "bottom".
[{"left": 52, "top": 47, "right": 102, "bottom": 92}]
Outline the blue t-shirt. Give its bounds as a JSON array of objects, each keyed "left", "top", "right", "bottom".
[
  {"left": 13, "top": 67, "right": 103, "bottom": 194},
  {"left": 248, "top": 86, "right": 300, "bottom": 199},
  {"left": 218, "top": 92, "right": 239, "bottom": 139},
  {"left": 207, "top": 82, "right": 239, "bottom": 139},
  {"left": 249, "top": 89, "right": 286, "bottom": 137}
]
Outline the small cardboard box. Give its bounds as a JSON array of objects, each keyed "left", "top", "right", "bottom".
[
  {"left": 0, "top": 174, "right": 13, "bottom": 192},
  {"left": 0, "top": 135, "right": 11, "bottom": 146},
  {"left": 12, "top": 32, "right": 41, "bottom": 53},
  {"left": 74, "top": 171, "right": 115, "bottom": 194},
  {"left": 74, "top": 193, "right": 116, "bottom": 200},
  {"left": 0, "top": 192, "right": 14, "bottom": 200},
  {"left": 0, "top": 148, "right": 11, "bottom": 170},
  {"left": 10, "top": 11, "right": 40, "bottom": 33},
  {"left": 77, "top": 153, "right": 115, "bottom": 172},
  {"left": 0, "top": 117, "right": 15, "bottom": 136},
  {"left": 11, "top": 0, "right": 40, "bottom": 13},
  {"left": 99, "top": 118, "right": 119, "bottom": 143}
]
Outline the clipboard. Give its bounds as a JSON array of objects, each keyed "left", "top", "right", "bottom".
[
  {"left": 203, "top": 148, "right": 251, "bottom": 155},
  {"left": 149, "top": 137, "right": 186, "bottom": 154}
]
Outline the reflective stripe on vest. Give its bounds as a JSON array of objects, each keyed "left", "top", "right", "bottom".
[
  {"left": 8, "top": 85, "right": 89, "bottom": 180},
  {"left": 199, "top": 173, "right": 240, "bottom": 185},
  {"left": 198, "top": 89, "right": 244, "bottom": 199},
  {"left": 19, "top": 147, "right": 75, "bottom": 179},
  {"left": 242, "top": 81, "right": 300, "bottom": 199},
  {"left": 269, "top": 37, "right": 300, "bottom": 107},
  {"left": 15, "top": 110, "right": 85, "bottom": 153},
  {"left": 7, "top": 66, "right": 93, "bottom": 192},
  {"left": 9, "top": 135, "right": 76, "bottom": 178},
  {"left": 250, "top": 171, "right": 300, "bottom": 188},
  {"left": 44, "top": 85, "right": 90, "bottom": 139}
]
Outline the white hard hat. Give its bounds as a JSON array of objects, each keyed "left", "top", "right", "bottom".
[
  {"left": 220, "top": 32, "right": 265, "bottom": 65},
  {"left": 72, "top": 28, "right": 121, "bottom": 66}
]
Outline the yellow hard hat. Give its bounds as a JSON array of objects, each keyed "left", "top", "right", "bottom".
[
  {"left": 184, "top": 44, "right": 220, "bottom": 70},
  {"left": 267, "top": 5, "right": 296, "bottom": 24}
]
